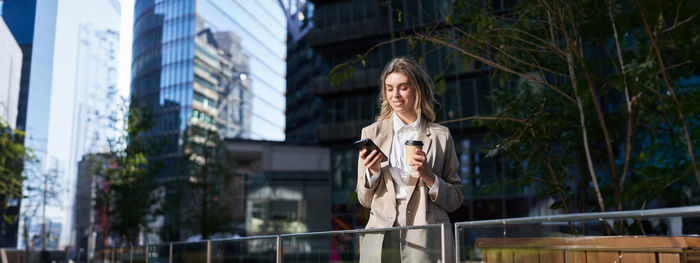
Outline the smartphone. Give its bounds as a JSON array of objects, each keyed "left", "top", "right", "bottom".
[{"left": 353, "top": 138, "right": 388, "bottom": 162}]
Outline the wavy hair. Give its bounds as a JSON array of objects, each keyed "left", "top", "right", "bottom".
[{"left": 376, "top": 57, "right": 437, "bottom": 122}]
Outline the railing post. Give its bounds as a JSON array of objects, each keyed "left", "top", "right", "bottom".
[
  {"left": 441, "top": 223, "right": 446, "bottom": 263},
  {"left": 276, "top": 235, "right": 282, "bottom": 263},
  {"left": 145, "top": 245, "right": 149, "bottom": 263},
  {"left": 454, "top": 224, "right": 460, "bottom": 263},
  {"left": 206, "top": 240, "right": 211, "bottom": 263},
  {"left": 169, "top": 243, "right": 173, "bottom": 263}
]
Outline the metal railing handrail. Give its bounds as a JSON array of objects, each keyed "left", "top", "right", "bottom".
[
  {"left": 208, "top": 234, "right": 279, "bottom": 242},
  {"left": 169, "top": 240, "right": 207, "bottom": 245},
  {"left": 279, "top": 223, "right": 444, "bottom": 238},
  {"left": 454, "top": 205, "right": 700, "bottom": 227}
]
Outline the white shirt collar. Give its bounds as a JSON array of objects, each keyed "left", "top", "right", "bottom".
[{"left": 392, "top": 112, "right": 420, "bottom": 133}]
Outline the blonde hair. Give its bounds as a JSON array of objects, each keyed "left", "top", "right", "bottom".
[{"left": 377, "top": 57, "right": 437, "bottom": 122}]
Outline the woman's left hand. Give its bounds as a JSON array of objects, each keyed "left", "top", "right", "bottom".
[{"left": 410, "top": 149, "right": 435, "bottom": 187}]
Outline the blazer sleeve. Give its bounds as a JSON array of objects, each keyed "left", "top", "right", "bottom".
[
  {"left": 356, "top": 127, "right": 379, "bottom": 208},
  {"left": 432, "top": 132, "right": 464, "bottom": 212}
]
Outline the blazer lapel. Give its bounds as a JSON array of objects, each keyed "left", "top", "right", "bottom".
[
  {"left": 405, "top": 119, "right": 433, "bottom": 202},
  {"left": 376, "top": 119, "right": 396, "bottom": 198},
  {"left": 377, "top": 118, "right": 393, "bottom": 167}
]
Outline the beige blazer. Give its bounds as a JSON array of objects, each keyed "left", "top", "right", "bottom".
[
  {"left": 356, "top": 118, "right": 464, "bottom": 227},
  {"left": 356, "top": 118, "right": 463, "bottom": 262}
]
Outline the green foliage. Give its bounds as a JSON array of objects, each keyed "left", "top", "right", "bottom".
[
  {"left": 329, "top": 61, "right": 356, "bottom": 87},
  {"left": 164, "top": 122, "right": 238, "bottom": 240},
  {"left": 330, "top": 0, "right": 699, "bottom": 231},
  {"left": 91, "top": 103, "right": 160, "bottom": 245},
  {"left": 0, "top": 119, "right": 34, "bottom": 225},
  {"left": 439, "top": 0, "right": 700, "bottom": 220}
]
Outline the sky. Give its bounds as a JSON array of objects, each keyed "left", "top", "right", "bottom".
[{"left": 117, "top": 0, "right": 133, "bottom": 99}]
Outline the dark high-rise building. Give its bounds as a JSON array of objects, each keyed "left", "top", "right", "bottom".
[
  {"left": 285, "top": 3, "right": 323, "bottom": 144},
  {"left": 73, "top": 154, "right": 111, "bottom": 259},
  {"left": 304, "top": 0, "right": 532, "bottom": 230}
]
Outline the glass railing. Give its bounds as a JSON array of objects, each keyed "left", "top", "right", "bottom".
[
  {"left": 455, "top": 205, "right": 700, "bottom": 263},
  {"left": 280, "top": 224, "right": 446, "bottom": 262},
  {"left": 147, "top": 243, "right": 170, "bottom": 263},
  {"left": 117, "top": 246, "right": 130, "bottom": 262},
  {"left": 95, "top": 247, "right": 113, "bottom": 263},
  {"left": 210, "top": 235, "right": 278, "bottom": 262},
  {"left": 131, "top": 246, "right": 146, "bottom": 263},
  {"left": 171, "top": 240, "right": 207, "bottom": 263},
  {"left": 91, "top": 205, "right": 700, "bottom": 263}
]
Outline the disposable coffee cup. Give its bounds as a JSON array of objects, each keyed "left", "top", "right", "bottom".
[{"left": 405, "top": 140, "right": 424, "bottom": 166}]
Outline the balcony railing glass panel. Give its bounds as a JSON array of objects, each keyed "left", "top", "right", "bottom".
[
  {"left": 131, "top": 246, "right": 147, "bottom": 263},
  {"left": 210, "top": 236, "right": 278, "bottom": 263},
  {"left": 117, "top": 247, "right": 130, "bottom": 263},
  {"left": 147, "top": 243, "right": 171, "bottom": 263},
  {"left": 171, "top": 241, "right": 207, "bottom": 263},
  {"left": 280, "top": 224, "right": 447, "bottom": 262},
  {"left": 455, "top": 206, "right": 700, "bottom": 262}
]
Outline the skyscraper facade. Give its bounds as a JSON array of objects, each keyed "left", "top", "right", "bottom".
[
  {"left": 0, "top": 17, "right": 21, "bottom": 128},
  {"left": 0, "top": 17, "right": 23, "bottom": 248},
  {"left": 69, "top": 24, "right": 120, "bottom": 170},
  {"left": 284, "top": 2, "right": 323, "bottom": 144},
  {"left": 3, "top": 0, "right": 122, "bottom": 249},
  {"left": 131, "top": 0, "right": 286, "bottom": 176},
  {"left": 2, "top": 0, "right": 59, "bottom": 248},
  {"left": 74, "top": 153, "right": 111, "bottom": 260},
  {"left": 1, "top": 0, "right": 37, "bottom": 132},
  {"left": 131, "top": 0, "right": 287, "bottom": 239},
  {"left": 69, "top": 24, "right": 120, "bottom": 252}
]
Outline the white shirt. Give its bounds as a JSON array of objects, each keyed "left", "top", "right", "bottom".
[{"left": 365, "top": 112, "right": 439, "bottom": 200}]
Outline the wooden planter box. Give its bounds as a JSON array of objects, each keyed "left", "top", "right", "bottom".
[{"left": 475, "top": 236, "right": 700, "bottom": 263}]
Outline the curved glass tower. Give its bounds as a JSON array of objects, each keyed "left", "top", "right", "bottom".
[{"left": 131, "top": 0, "right": 286, "bottom": 176}]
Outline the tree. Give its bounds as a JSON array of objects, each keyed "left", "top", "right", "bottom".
[
  {"left": 92, "top": 103, "right": 160, "bottom": 245},
  {"left": 0, "top": 119, "right": 35, "bottom": 244},
  {"left": 0, "top": 119, "right": 29, "bottom": 225},
  {"left": 165, "top": 122, "right": 238, "bottom": 240},
  {"left": 332, "top": 0, "right": 699, "bottom": 233}
]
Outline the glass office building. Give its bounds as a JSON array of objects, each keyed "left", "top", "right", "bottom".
[
  {"left": 285, "top": 3, "right": 321, "bottom": 144},
  {"left": 2, "top": 0, "right": 59, "bottom": 248},
  {"left": 131, "top": 0, "right": 286, "bottom": 175},
  {"left": 131, "top": 0, "right": 286, "bottom": 240},
  {"left": 5, "top": 0, "right": 122, "bottom": 249},
  {"left": 0, "top": 14, "right": 23, "bottom": 248}
]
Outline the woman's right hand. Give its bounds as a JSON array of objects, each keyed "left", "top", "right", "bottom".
[{"left": 360, "top": 148, "right": 382, "bottom": 175}]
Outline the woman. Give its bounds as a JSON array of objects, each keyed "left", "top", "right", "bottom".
[{"left": 357, "top": 57, "right": 463, "bottom": 263}]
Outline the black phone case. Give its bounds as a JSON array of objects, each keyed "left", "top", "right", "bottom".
[{"left": 354, "top": 139, "right": 388, "bottom": 162}]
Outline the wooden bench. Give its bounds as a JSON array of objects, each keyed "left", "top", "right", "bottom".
[{"left": 475, "top": 236, "right": 700, "bottom": 263}]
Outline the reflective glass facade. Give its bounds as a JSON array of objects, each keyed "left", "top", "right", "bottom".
[
  {"left": 132, "top": 0, "right": 286, "bottom": 177},
  {"left": 197, "top": 0, "right": 286, "bottom": 141},
  {"left": 2, "top": 0, "right": 59, "bottom": 248},
  {"left": 285, "top": 3, "right": 321, "bottom": 144}
]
